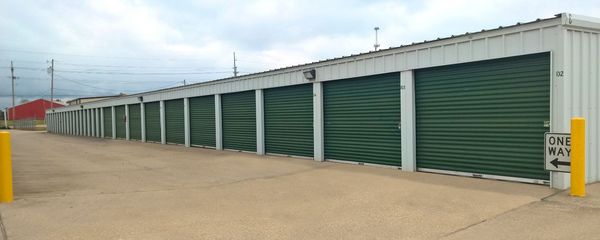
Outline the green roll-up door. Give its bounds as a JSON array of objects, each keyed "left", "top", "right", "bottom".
[
  {"left": 145, "top": 102, "right": 161, "bottom": 143},
  {"left": 90, "top": 110, "right": 95, "bottom": 137},
  {"left": 415, "top": 52, "right": 550, "bottom": 180},
  {"left": 324, "top": 73, "right": 401, "bottom": 166},
  {"left": 165, "top": 99, "right": 185, "bottom": 144},
  {"left": 264, "top": 84, "right": 313, "bottom": 157},
  {"left": 222, "top": 91, "right": 256, "bottom": 152},
  {"left": 115, "top": 105, "right": 126, "bottom": 139},
  {"left": 129, "top": 104, "right": 141, "bottom": 140},
  {"left": 189, "top": 95, "right": 215, "bottom": 147},
  {"left": 103, "top": 107, "right": 112, "bottom": 138}
]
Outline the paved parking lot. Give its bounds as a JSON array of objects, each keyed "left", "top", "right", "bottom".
[{"left": 0, "top": 130, "right": 598, "bottom": 239}]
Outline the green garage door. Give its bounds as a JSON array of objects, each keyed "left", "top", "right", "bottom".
[
  {"left": 415, "top": 52, "right": 550, "bottom": 180},
  {"left": 264, "top": 84, "right": 313, "bottom": 157},
  {"left": 222, "top": 91, "right": 256, "bottom": 152},
  {"left": 90, "top": 110, "right": 95, "bottom": 137},
  {"left": 165, "top": 99, "right": 185, "bottom": 144},
  {"left": 189, "top": 95, "right": 215, "bottom": 147},
  {"left": 103, "top": 107, "right": 112, "bottom": 138},
  {"left": 115, "top": 105, "right": 126, "bottom": 139},
  {"left": 145, "top": 102, "right": 161, "bottom": 143},
  {"left": 324, "top": 73, "right": 401, "bottom": 166},
  {"left": 129, "top": 104, "right": 141, "bottom": 140}
]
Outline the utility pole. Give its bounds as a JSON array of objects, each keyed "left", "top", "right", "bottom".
[
  {"left": 233, "top": 52, "right": 239, "bottom": 77},
  {"left": 10, "top": 61, "right": 15, "bottom": 125},
  {"left": 374, "top": 27, "right": 380, "bottom": 51},
  {"left": 50, "top": 59, "right": 54, "bottom": 109}
]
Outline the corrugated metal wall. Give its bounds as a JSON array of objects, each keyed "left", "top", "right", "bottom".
[{"left": 564, "top": 29, "right": 600, "bottom": 182}]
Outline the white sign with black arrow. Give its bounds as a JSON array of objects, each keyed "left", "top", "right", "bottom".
[{"left": 545, "top": 133, "right": 571, "bottom": 173}]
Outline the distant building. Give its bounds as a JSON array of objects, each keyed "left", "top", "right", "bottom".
[
  {"left": 6, "top": 99, "right": 65, "bottom": 121},
  {"left": 67, "top": 93, "right": 127, "bottom": 105}
]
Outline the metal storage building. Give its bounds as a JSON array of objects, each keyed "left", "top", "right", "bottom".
[{"left": 46, "top": 13, "right": 600, "bottom": 189}]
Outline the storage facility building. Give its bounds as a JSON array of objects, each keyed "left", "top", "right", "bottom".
[{"left": 46, "top": 13, "right": 600, "bottom": 189}]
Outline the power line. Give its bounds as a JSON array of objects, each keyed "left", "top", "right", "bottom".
[
  {"left": 53, "top": 74, "right": 120, "bottom": 92},
  {"left": 53, "top": 69, "right": 231, "bottom": 75},
  {"left": 0, "top": 48, "right": 210, "bottom": 62},
  {"left": 55, "top": 61, "right": 230, "bottom": 70}
]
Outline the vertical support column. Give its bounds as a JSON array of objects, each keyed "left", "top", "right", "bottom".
[
  {"left": 83, "top": 110, "right": 86, "bottom": 136},
  {"left": 125, "top": 104, "right": 130, "bottom": 140},
  {"left": 184, "top": 98, "right": 191, "bottom": 147},
  {"left": 141, "top": 103, "right": 146, "bottom": 142},
  {"left": 313, "top": 82, "right": 324, "bottom": 161},
  {"left": 95, "top": 109, "right": 100, "bottom": 137},
  {"left": 79, "top": 110, "right": 83, "bottom": 136},
  {"left": 80, "top": 110, "right": 83, "bottom": 136},
  {"left": 215, "top": 94, "right": 223, "bottom": 150},
  {"left": 111, "top": 106, "right": 116, "bottom": 139},
  {"left": 401, "top": 70, "right": 416, "bottom": 172},
  {"left": 256, "top": 89, "right": 265, "bottom": 155},
  {"left": 67, "top": 112, "right": 70, "bottom": 135},
  {"left": 90, "top": 110, "right": 94, "bottom": 137},
  {"left": 100, "top": 109, "right": 105, "bottom": 138},
  {"left": 72, "top": 111, "right": 76, "bottom": 135},
  {"left": 160, "top": 100, "right": 166, "bottom": 144},
  {"left": 551, "top": 30, "right": 569, "bottom": 189}
]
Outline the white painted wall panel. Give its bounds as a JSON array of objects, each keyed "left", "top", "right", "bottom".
[{"left": 564, "top": 29, "right": 600, "bottom": 183}]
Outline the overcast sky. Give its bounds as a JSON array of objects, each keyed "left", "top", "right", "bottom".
[{"left": 0, "top": 0, "right": 598, "bottom": 109}]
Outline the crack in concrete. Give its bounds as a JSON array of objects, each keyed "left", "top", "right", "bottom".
[{"left": 0, "top": 211, "right": 7, "bottom": 240}]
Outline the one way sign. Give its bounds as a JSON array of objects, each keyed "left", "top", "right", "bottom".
[{"left": 545, "top": 133, "right": 571, "bottom": 172}]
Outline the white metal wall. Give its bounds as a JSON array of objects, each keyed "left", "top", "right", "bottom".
[{"left": 563, "top": 28, "right": 600, "bottom": 182}]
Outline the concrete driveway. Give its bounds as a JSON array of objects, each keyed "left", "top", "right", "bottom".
[{"left": 0, "top": 130, "right": 596, "bottom": 239}]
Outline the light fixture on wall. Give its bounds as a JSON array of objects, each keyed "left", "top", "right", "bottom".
[
  {"left": 303, "top": 69, "right": 316, "bottom": 81},
  {"left": 80, "top": 105, "right": 84, "bottom": 109},
  {"left": 138, "top": 96, "right": 144, "bottom": 102}
]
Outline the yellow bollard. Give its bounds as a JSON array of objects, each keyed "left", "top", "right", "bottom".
[
  {"left": 0, "top": 132, "right": 13, "bottom": 202},
  {"left": 570, "top": 118, "right": 586, "bottom": 197}
]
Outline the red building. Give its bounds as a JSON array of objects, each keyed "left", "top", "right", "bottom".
[{"left": 6, "top": 99, "right": 64, "bottom": 120}]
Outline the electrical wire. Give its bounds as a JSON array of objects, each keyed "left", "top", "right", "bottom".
[{"left": 53, "top": 69, "right": 231, "bottom": 75}]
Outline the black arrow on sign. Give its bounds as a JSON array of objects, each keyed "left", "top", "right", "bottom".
[{"left": 551, "top": 158, "right": 571, "bottom": 168}]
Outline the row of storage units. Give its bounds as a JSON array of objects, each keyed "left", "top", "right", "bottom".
[{"left": 46, "top": 52, "right": 551, "bottom": 183}]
